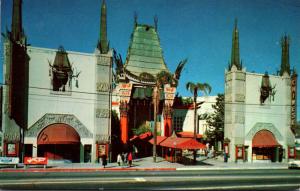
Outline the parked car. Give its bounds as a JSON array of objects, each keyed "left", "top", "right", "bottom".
[{"left": 288, "top": 160, "right": 300, "bottom": 169}]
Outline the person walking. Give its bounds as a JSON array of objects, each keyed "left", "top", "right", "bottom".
[
  {"left": 128, "top": 152, "right": 133, "bottom": 167},
  {"left": 102, "top": 155, "right": 107, "bottom": 168},
  {"left": 117, "top": 153, "right": 122, "bottom": 166}
]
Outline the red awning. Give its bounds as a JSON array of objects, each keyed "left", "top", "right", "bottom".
[
  {"left": 176, "top": 131, "right": 202, "bottom": 139},
  {"left": 149, "top": 136, "right": 205, "bottom": 150},
  {"left": 177, "top": 139, "right": 206, "bottom": 150},
  {"left": 149, "top": 136, "right": 167, "bottom": 145},
  {"left": 37, "top": 123, "right": 80, "bottom": 145},
  {"left": 252, "top": 130, "right": 281, "bottom": 148},
  {"left": 160, "top": 137, "right": 190, "bottom": 149},
  {"left": 130, "top": 132, "right": 152, "bottom": 142}
]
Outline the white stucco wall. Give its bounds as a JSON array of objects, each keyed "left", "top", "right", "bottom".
[
  {"left": 27, "top": 47, "right": 96, "bottom": 133},
  {"left": 224, "top": 67, "right": 295, "bottom": 162},
  {"left": 173, "top": 96, "right": 217, "bottom": 135},
  {"left": 244, "top": 72, "right": 294, "bottom": 146}
]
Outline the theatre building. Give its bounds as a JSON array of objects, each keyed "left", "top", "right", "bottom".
[
  {"left": 2, "top": 0, "right": 112, "bottom": 163},
  {"left": 224, "top": 21, "right": 297, "bottom": 162}
]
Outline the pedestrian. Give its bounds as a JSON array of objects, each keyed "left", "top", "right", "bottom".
[
  {"left": 117, "top": 153, "right": 122, "bottom": 166},
  {"left": 128, "top": 152, "right": 133, "bottom": 167},
  {"left": 124, "top": 152, "right": 128, "bottom": 164},
  {"left": 121, "top": 152, "right": 125, "bottom": 166},
  {"left": 102, "top": 155, "right": 107, "bottom": 168}
]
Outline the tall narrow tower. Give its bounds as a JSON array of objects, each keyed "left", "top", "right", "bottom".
[
  {"left": 94, "top": 0, "right": 112, "bottom": 162},
  {"left": 230, "top": 19, "right": 241, "bottom": 70},
  {"left": 280, "top": 35, "right": 290, "bottom": 76},
  {"left": 3, "top": 0, "right": 29, "bottom": 159},
  {"left": 97, "top": 0, "right": 109, "bottom": 54},
  {"left": 224, "top": 19, "right": 246, "bottom": 162}
]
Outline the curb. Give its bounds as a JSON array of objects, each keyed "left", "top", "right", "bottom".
[
  {"left": 176, "top": 167, "right": 288, "bottom": 171},
  {"left": 0, "top": 167, "right": 177, "bottom": 173},
  {"left": 0, "top": 166, "right": 288, "bottom": 173}
]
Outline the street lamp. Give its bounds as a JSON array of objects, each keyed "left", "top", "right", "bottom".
[{"left": 174, "top": 142, "right": 177, "bottom": 163}]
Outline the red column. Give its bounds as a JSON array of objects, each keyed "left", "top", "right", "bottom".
[
  {"left": 163, "top": 105, "right": 173, "bottom": 137},
  {"left": 120, "top": 101, "right": 129, "bottom": 144}
]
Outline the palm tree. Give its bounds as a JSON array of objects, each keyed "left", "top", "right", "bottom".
[
  {"left": 153, "top": 71, "right": 174, "bottom": 162},
  {"left": 186, "top": 82, "right": 211, "bottom": 162}
]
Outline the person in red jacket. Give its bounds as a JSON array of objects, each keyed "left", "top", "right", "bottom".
[{"left": 128, "top": 152, "right": 133, "bottom": 167}]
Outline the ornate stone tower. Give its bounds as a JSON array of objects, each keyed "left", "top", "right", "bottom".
[
  {"left": 94, "top": 0, "right": 113, "bottom": 161},
  {"left": 2, "top": 0, "right": 29, "bottom": 159},
  {"left": 224, "top": 20, "right": 246, "bottom": 162}
]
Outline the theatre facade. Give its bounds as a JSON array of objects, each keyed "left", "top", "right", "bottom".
[
  {"left": 2, "top": 0, "right": 112, "bottom": 163},
  {"left": 224, "top": 21, "right": 297, "bottom": 162}
]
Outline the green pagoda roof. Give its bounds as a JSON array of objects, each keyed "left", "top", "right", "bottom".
[{"left": 124, "top": 24, "right": 169, "bottom": 78}]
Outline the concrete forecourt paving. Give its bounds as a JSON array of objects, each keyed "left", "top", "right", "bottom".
[{"left": 0, "top": 156, "right": 290, "bottom": 172}]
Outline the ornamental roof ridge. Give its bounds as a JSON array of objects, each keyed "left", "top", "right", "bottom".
[{"left": 124, "top": 22, "right": 169, "bottom": 77}]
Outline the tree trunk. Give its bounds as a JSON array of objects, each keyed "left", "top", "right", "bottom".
[
  {"left": 193, "top": 100, "right": 197, "bottom": 162},
  {"left": 153, "top": 86, "right": 158, "bottom": 162}
]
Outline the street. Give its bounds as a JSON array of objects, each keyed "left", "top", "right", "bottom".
[{"left": 0, "top": 169, "right": 299, "bottom": 190}]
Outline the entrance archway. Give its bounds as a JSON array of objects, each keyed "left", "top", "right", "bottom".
[
  {"left": 252, "top": 130, "right": 281, "bottom": 162},
  {"left": 37, "top": 123, "right": 80, "bottom": 162}
]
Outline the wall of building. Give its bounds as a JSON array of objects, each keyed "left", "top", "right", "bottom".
[
  {"left": 225, "top": 66, "right": 295, "bottom": 162},
  {"left": 27, "top": 47, "right": 96, "bottom": 133},
  {"left": 173, "top": 96, "right": 217, "bottom": 135}
]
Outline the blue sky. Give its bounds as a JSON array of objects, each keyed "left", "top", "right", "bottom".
[{"left": 1, "top": 0, "right": 300, "bottom": 119}]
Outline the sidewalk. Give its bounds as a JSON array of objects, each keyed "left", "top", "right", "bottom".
[{"left": 0, "top": 156, "right": 289, "bottom": 172}]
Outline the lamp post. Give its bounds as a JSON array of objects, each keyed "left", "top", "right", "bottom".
[{"left": 174, "top": 142, "right": 177, "bottom": 163}]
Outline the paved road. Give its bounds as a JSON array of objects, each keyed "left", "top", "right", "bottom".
[{"left": 0, "top": 169, "right": 300, "bottom": 190}]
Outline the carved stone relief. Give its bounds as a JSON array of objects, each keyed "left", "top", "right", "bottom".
[
  {"left": 26, "top": 113, "right": 93, "bottom": 138},
  {"left": 95, "top": 134, "right": 110, "bottom": 143},
  {"left": 226, "top": 74, "right": 232, "bottom": 82},
  {"left": 4, "top": 125, "right": 20, "bottom": 142},
  {"left": 235, "top": 72, "right": 246, "bottom": 80},
  {"left": 97, "top": 56, "right": 111, "bottom": 66},
  {"left": 96, "top": 82, "right": 110, "bottom": 92},
  {"left": 96, "top": 109, "right": 109, "bottom": 118},
  {"left": 245, "top": 122, "right": 283, "bottom": 141},
  {"left": 235, "top": 94, "right": 245, "bottom": 102}
]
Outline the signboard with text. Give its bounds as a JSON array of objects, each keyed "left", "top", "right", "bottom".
[
  {"left": 0, "top": 157, "right": 19, "bottom": 164},
  {"left": 24, "top": 157, "right": 48, "bottom": 165},
  {"left": 118, "top": 83, "right": 133, "bottom": 103},
  {"left": 291, "top": 74, "right": 297, "bottom": 132}
]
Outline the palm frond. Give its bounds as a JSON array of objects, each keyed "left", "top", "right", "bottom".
[{"left": 174, "top": 58, "right": 187, "bottom": 80}]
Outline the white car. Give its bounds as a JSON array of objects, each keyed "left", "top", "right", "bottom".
[{"left": 288, "top": 160, "right": 300, "bottom": 169}]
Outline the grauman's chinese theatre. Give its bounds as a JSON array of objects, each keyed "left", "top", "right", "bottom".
[
  {"left": 224, "top": 20, "right": 298, "bottom": 163},
  {"left": 2, "top": 0, "right": 112, "bottom": 163},
  {"left": 113, "top": 16, "right": 187, "bottom": 145}
]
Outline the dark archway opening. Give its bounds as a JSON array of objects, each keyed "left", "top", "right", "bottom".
[{"left": 37, "top": 123, "right": 80, "bottom": 163}]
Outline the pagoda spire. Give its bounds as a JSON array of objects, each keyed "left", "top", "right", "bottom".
[
  {"left": 280, "top": 35, "right": 290, "bottom": 76},
  {"left": 11, "top": 0, "right": 24, "bottom": 42},
  {"left": 230, "top": 19, "right": 241, "bottom": 70},
  {"left": 97, "top": 0, "right": 109, "bottom": 54}
]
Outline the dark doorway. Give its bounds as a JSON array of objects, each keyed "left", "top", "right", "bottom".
[
  {"left": 24, "top": 144, "right": 32, "bottom": 157},
  {"left": 84, "top": 145, "right": 92, "bottom": 163},
  {"left": 38, "top": 144, "right": 80, "bottom": 162}
]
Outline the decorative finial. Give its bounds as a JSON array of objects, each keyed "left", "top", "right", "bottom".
[
  {"left": 234, "top": 18, "right": 238, "bottom": 30},
  {"left": 134, "top": 11, "right": 138, "bottom": 27},
  {"left": 154, "top": 15, "right": 158, "bottom": 31}
]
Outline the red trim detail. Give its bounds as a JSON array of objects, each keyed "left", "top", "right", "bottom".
[
  {"left": 37, "top": 123, "right": 80, "bottom": 145},
  {"left": 112, "top": 102, "right": 119, "bottom": 106},
  {"left": 176, "top": 132, "right": 202, "bottom": 139},
  {"left": 252, "top": 130, "right": 280, "bottom": 148}
]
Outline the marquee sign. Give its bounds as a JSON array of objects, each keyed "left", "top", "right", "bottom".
[
  {"left": 118, "top": 83, "right": 133, "bottom": 103},
  {"left": 164, "top": 84, "right": 176, "bottom": 106},
  {"left": 291, "top": 74, "right": 297, "bottom": 133}
]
